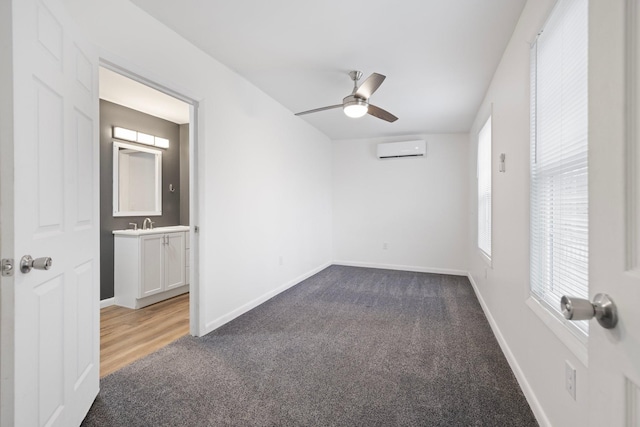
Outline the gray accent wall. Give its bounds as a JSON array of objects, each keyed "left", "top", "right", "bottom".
[
  {"left": 179, "top": 123, "right": 189, "bottom": 225},
  {"left": 100, "top": 100, "right": 186, "bottom": 300}
]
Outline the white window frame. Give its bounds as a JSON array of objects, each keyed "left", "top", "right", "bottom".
[
  {"left": 477, "top": 115, "right": 492, "bottom": 263},
  {"left": 529, "top": 0, "right": 589, "bottom": 344}
]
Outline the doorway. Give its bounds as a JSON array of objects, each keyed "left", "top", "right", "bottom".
[{"left": 98, "top": 64, "right": 197, "bottom": 376}]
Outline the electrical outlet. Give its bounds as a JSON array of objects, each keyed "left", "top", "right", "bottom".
[
  {"left": 565, "top": 361, "right": 576, "bottom": 400},
  {"left": 383, "top": 242, "right": 388, "bottom": 250},
  {"left": 279, "top": 256, "right": 283, "bottom": 266}
]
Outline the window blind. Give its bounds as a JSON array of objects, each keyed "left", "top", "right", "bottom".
[
  {"left": 530, "top": 0, "right": 588, "bottom": 334},
  {"left": 478, "top": 116, "right": 492, "bottom": 258}
]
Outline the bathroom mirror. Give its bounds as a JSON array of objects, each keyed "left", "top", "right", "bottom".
[{"left": 113, "top": 141, "right": 162, "bottom": 217}]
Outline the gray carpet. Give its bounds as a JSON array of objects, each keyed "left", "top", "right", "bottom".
[{"left": 82, "top": 265, "right": 538, "bottom": 426}]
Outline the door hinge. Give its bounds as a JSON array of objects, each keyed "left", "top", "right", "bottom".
[
  {"left": 194, "top": 226, "right": 200, "bottom": 233},
  {"left": 1, "top": 258, "right": 14, "bottom": 277}
]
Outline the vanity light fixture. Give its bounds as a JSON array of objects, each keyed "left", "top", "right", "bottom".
[
  {"left": 154, "top": 137, "right": 169, "bottom": 148},
  {"left": 112, "top": 126, "right": 170, "bottom": 149},
  {"left": 113, "top": 126, "right": 137, "bottom": 141},
  {"left": 136, "top": 132, "right": 155, "bottom": 146}
]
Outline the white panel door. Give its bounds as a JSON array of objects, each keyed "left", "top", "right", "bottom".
[
  {"left": 9, "top": 0, "right": 100, "bottom": 425},
  {"left": 588, "top": 1, "right": 640, "bottom": 425},
  {"left": 165, "top": 232, "right": 186, "bottom": 290}
]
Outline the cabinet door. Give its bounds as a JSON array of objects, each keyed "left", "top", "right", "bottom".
[
  {"left": 164, "top": 232, "right": 186, "bottom": 290},
  {"left": 140, "top": 234, "right": 164, "bottom": 297}
]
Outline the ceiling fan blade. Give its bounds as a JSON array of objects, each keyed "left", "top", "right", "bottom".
[
  {"left": 367, "top": 104, "right": 398, "bottom": 122},
  {"left": 295, "top": 104, "right": 342, "bottom": 116},
  {"left": 355, "top": 73, "right": 386, "bottom": 99}
]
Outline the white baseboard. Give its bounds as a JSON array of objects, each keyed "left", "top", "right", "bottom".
[
  {"left": 203, "top": 262, "right": 331, "bottom": 335},
  {"left": 466, "top": 273, "right": 551, "bottom": 427},
  {"left": 332, "top": 260, "right": 467, "bottom": 277},
  {"left": 99, "top": 297, "right": 115, "bottom": 309}
]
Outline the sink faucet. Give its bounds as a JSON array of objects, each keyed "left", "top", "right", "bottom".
[
  {"left": 142, "top": 218, "right": 154, "bottom": 230},
  {"left": 128, "top": 222, "right": 138, "bottom": 230}
]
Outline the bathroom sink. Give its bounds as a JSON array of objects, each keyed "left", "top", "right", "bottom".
[{"left": 113, "top": 225, "right": 190, "bottom": 236}]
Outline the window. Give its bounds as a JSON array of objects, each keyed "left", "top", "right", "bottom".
[
  {"left": 478, "top": 116, "right": 492, "bottom": 259},
  {"left": 530, "top": 0, "right": 588, "bottom": 335}
]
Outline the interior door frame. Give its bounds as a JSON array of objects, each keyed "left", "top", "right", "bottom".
[
  {"left": 0, "top": 7, "right": 203, "bottom": 425},
  {"left": 0, "top": 1, "right": 15, "bottom": 424},
  {"left": 98, "top": 56, "right": 203, "bottom": 337}
]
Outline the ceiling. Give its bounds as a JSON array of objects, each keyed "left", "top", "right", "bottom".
[
  {"left": 130, "top": 0, "right": 527, "bottom": 140},
  {"left": 99, "top": 66, "right": 190, "bottom": 124}
]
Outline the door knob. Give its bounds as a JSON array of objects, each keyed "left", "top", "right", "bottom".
[
  {"left": 560, "top": 294, "right": 618, "bottom": 329},
  {"left": 20, "top": 255, "right": 53, "bottom": 274}
]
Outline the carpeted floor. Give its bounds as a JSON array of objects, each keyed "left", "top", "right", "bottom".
[{"left": 82, "top": 265, "right": 538, "bottom": 426}]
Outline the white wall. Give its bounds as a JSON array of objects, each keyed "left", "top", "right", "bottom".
[
  {"left": 333, "top": 134, "right": 468, "bottom": 274},
  {"left": 467, "top": 1, "right": 589, "bottom": 426},
  {"left": 61, "top": 0, "right": 333, "bottom": 335}
]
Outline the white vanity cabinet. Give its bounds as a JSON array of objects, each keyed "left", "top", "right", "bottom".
[{"left": 114, "top": 226, "right": 189, "bottom": 309}]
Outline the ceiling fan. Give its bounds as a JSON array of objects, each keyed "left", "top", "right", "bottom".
[{"left": 295, "top": 71, "right": 398, "bottom": 122}]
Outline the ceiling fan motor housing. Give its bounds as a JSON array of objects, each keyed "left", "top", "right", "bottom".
[{"left": 343, "top": 95, "right": 368, "bottom": 108}]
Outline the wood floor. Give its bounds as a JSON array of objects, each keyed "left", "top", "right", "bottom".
[{"left": 100, "top": 293, "right": 190, "bottom": 377}]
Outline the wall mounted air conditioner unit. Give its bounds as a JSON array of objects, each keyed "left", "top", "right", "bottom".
[{"left": 377, "top": 140, "right": 426, "bottom": 159}]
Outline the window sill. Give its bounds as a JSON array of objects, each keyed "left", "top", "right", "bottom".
[
  {"left": 477, "top": 249, "right": 492, "bottom": 268},
  {"left": 526, "top": 296, "right": 588, "bottom": 367}
]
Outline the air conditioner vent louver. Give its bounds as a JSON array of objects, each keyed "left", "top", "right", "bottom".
[{"left": 377, "top": 140, "right": 426, "bottom": 159}]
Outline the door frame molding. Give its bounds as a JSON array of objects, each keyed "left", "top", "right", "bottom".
[
  {"left": 0, "top": 0, "right": 15, "bottom": 423},
  {"left": 98, "top": 55, "right": 203, "bottom": 337},
  {"left": 626, "top": 0, "right": 640, "bottom": 274}
]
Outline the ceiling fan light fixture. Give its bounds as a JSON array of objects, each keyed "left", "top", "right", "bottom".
[
  {"left": 295, "top": 72, "right": 397, "bottom": 122},
  {"left": 343, "top": 98, "right": 368, "bottom": 118}
]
